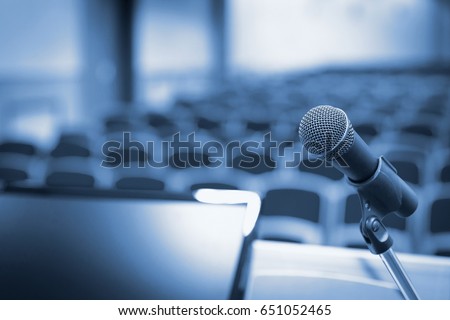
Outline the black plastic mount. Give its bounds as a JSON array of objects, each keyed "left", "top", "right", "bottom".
[
  {"left": 349, "top": 156, "right": 418, "bottom": 220},
  {"left": 359, "top": 207, "right": 393, "bottom": 255},
  {"left": 349, "top": 156, "right": 418, "bottom": 254}
]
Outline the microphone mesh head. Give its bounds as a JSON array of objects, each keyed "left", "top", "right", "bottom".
[{"left": 298, "top": 105, "right": 354, "bottom": 160}]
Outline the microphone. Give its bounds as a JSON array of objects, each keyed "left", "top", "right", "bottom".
[
  {"left": 298, "top": 105, "right": 417, "bottom": 219},
  {"left": 298, "top": 105, "right": 377, "bottom": 182}
]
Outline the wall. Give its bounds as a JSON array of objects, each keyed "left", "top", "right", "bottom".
[{"left": 229, "top": 0, "right": 442, "bottom": 73}]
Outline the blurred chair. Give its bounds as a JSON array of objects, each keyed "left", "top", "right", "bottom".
[
  {"left": 382, "top": 214, "right": 412, "bottom": 252},
  {"left": 196, "top": 116, "right": 221, "bottom": 132},
  {"left": 0, "top": 168, "right": 28, "bottom": 183},
  {"left": 388, "top": 160, "right": 420, "bottom": 186},
  {"left": 420, "top": 195, "right": 450, "bottom": 257},
  {"left": 168, "top": 151, "right": 211, "bottom": 169},
  {"left": 384, "top": 116, "right": 442, "bottom": 151},
  {"left": 334, "top": 193, "right": 412, "bottom": 252},
  {"left": 437, "top": 152, "right": 450, "bottom": 183},
  {"left": 46, "top": 172, "right": 95, "bottom": 188},
  {"left": 371, "top": 113, "right": 437, "bottom": 149},
  {"left": 352, "top": 122, "right": 380, "bottom": 143},
  {"left": 419, "top": 94, "right": 448, "bottom": 117},
  {"left": 232, "top": 153, "right": 276, "bottom": 175},
  {"left": 271, "top": 119, "right": 297, "bottom": 148},
  {"left": 333, "top": 193, "right": 367, "bottom": 249},
  {"left": 165, "top": 166, "right": 244, "bottom": 193},
  {"left": 122, "top": 148, "right": 149, "bottom": 166},
  {"left": 115, "top": 177, "right": 164, "bottom": 191},
  {"left": 382, "top": 147, "right": 427, "bottom": 186},
  {"left": 0, "top": 142, "right": 37, "bottom": 183},
  {"left": 103, "top": 148, "right": 149, "bottom": 168},
  {"left": 146, "top": 112, "right": 178, "bottom": 137},
  {"left": 418, "top": 105, "right": 446, "bottom": 118},
  {"left": 0, "top": 154, "right": 29, "bottom": 183},
  {"left": 439, "top": 163, "right": 450, "bottom": 183},
  {"left": 0, "top": 141, "right": 36, "bottom": 156},
  {"left": 400, "top": 123, "right": 437, "bottom": 139},
  {"left": 46, "top": 157, "right": 96, "bottom": 188},
  {"left": 104, "top": 143, "right": 166, "bottom": 190},
  {"left": 165, "top": 139, "right": 224, "bottom": 191},
  {"left": 194, "top": 118, "right": 224, "bottom": 141},
  {"left": 298, "top": 159, "right": 344, "bottom": 181},
  {"left": 256, "top": 188, "right": 323, "bottom": 244},
  {"left": 50, "top": 133, "right": 91, "bottom": 158},
  {"left": 104, "top": 115, "right": 134, "bottom": 133},
  {"left": 173, "top": 98, "right": 196, "bottom": 110},
  {"left": 245, "top": 120, "right": 271, "bottom": 133},
  {"left": 190, "top": 182, "right": 238, "bottom": 191},
  {"left": 221, "top": 116, "right": 247, "bottom": 141},
  {"left": 387, "top": 133, "right": 437, "bottom": 151}
]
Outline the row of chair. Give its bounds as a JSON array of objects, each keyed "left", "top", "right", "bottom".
[
  {"left": 1, "top": 69, "right": 449, "bottom": 258},
  {"left": 256, "top": 180, "right": 450, "bottom": 257},
  {"left": 2, "top": 136, "right": 450, "bottom": 189},
  {"left": 1, "top": 142, "right": 449, "bottom": 257}
]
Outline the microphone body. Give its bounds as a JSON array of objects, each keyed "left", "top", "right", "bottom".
[
  {"left": 299, "top": 105, "right": 418, "bottom": 219},
  {"left": 333, "top": 132, "right": 378, "bottom": 183}
]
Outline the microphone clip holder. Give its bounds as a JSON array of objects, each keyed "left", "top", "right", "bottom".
[{"left": 350, "top": 156, "right": 420, "bottom": 300}]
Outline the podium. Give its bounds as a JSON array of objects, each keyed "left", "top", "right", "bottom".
[{"left": 245, "top": 240, "right": 450, "bottom": 300}]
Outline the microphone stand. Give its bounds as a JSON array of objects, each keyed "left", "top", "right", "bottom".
[
  {"left": 358, "top": 204, "right": 420, "bottom": 300},
  {"left": 351, "top": 157, "right": 420, "bottom": 300}
]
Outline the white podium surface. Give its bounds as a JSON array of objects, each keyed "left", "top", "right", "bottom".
[{"left": 245, "top": 240, "right": 450, "bottom": 300}]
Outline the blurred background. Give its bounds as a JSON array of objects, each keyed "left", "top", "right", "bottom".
[{"left": 1, "top": 0, "right": 450, "bottom": 258}]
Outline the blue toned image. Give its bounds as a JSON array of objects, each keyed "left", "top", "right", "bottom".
[{"left": 0, "top": 0, "right": 450, "bottom": 300}]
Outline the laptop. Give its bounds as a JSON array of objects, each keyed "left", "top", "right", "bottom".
[{"left": 0, "top": 185, "right": 253, "bottom": 299}]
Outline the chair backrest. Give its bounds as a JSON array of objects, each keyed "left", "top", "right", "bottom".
[
  {"left": 414, "top": 193, "right": 450, "bottom": 256},
  {"left": 246, "top": 120, "right": 271, "bottom": 133},
  {"left": 439, "top": 164, "right": 450, "bottom": 183},
  {"left": 400, "top": 123, "right": 436, "bottom": 138},
  {"left": 51, "top": 133, "right": 91, "bottom": 158},
  {"left": 104, "top": 116, "right": 133, "bottom": 132},
  {"left": 0, "top": 142, "right": 36, "bottom": 156},
  {"left": 389, "top": 160, "right": 420, "bottom": 185},
  {"left": 353, "top": 123, "right": 379, "bottom": 142},
  {"left": 344, "top": 193, "right": 361, "bottom": 224},
  {"left": 104, "top": 148, "right": 149, "bottom": 167},
  {"left": 46, "top": 172, "right": 95, "bottom": 188},
  {"left": 169, "top": 151, "right": 211, "bottom": 169},
  {"left": 147, "top": 113, "right": 174, "bottom": 128},
  {"left": 298, "top": 159, "right": 344, "bottom": 181},
  {"left": 190, "top": 182, "right": 238, "bottom": 191},
  {"left": 232, "top": 154, "right": 276, "bottom": 175},
  {"left": 344, "top": 195, "right": 408, "bottom": 231},
  {"left": 147, "top": 113, "right": 177, "bottom": 137},
  {"left": 341, "top": 193, "right": 408, "bottom": 250},
  {"left": 256, "top": 188, "right": 324, "bottom": 244},
  {"left": 384, "top": 148, "right": 425, "bottom": 185},
  {"left": 115, "top": 177, "right": 165, "bottom": 191},
  {"left": 197, "top": 116, "right": 220, "bottom": 131},
  {"left": 0, "top": 154, "right": 30, "bottom": 182},
  {"left": 51, "top": 143, "right": 91, "bottom": 158},
  {"left": 261, "top": 188, "right": 320, "bottom": 223},
  {"left": 430, "top": 198, "right": 450, "bottom": 234},
  {"left": 0, "top": 168, "right": 28, "bottom": 182},
  {"left": 383, "top": 214, "right": 407, "bottom": 231}
]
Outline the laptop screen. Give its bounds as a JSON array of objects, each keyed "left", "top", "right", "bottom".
[{"left": 0, "top": 187, "right": 249, "bottom": 299}]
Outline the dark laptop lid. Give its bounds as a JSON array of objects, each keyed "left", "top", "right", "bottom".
[{"left": 0, "top": 186, "right": 254, "bottom": 299}]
